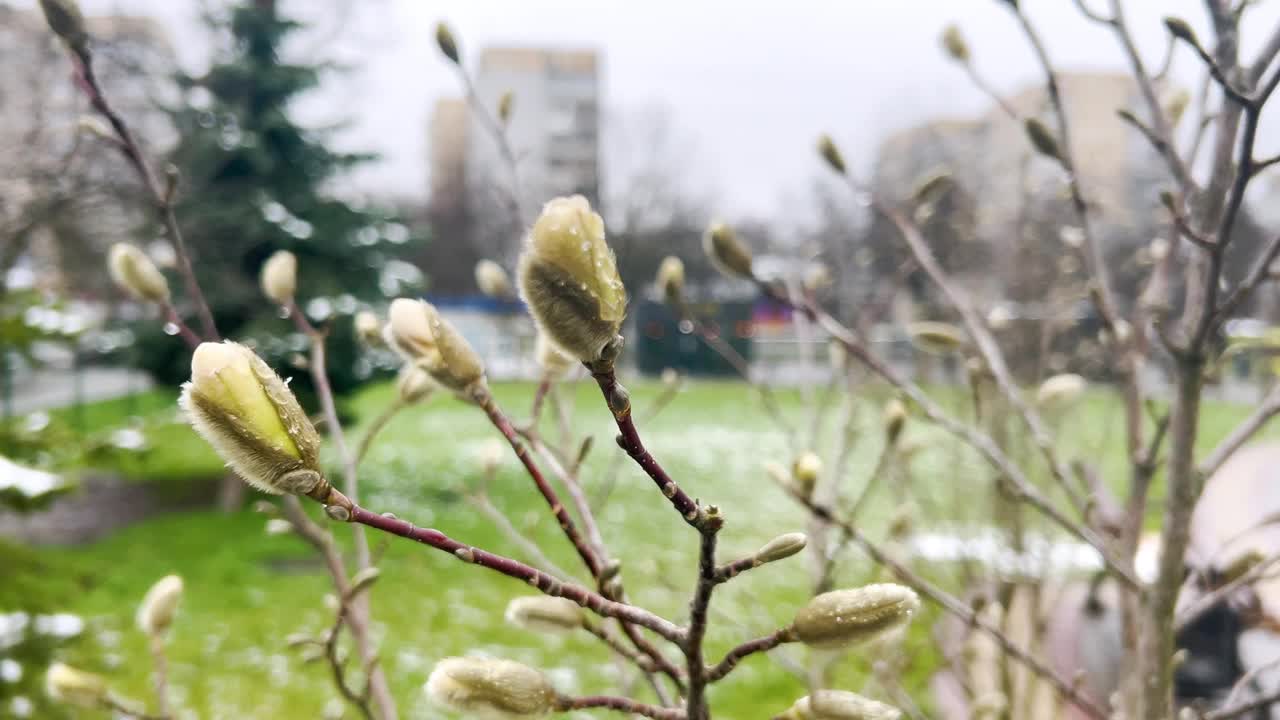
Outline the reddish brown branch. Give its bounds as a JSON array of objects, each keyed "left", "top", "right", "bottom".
[
  {"left": 705, "top": 627, "right": 797, "bottom": 682},
  {"left": 556, "top": 695, "right": 686, "bottom": 719}
]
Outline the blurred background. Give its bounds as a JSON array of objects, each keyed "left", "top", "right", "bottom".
[{"left": 6, "top": 1, "right": 1280, "bottom": 718}]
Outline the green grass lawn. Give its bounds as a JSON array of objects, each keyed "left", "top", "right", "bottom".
[{"left": 6, "top": 377, "right": 1276, "bottom": 719}]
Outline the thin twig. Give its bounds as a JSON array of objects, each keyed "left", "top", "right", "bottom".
[
  {"left": 685, "top": 519, "right": 723, "bottom": 720},
  {"left": 355, "top": 399, "right": 406, "bottom": 466},
  {"left": 468, "top": 489, "right": 574, "bottom": 581},
  {"left": 556, "top": 695, "right": 686, "bottom": 719},
  {"left": 705, "top": 626, "right": 797, "bottom": 682},
  {"left": 147, "top": 635, "right": 170, "bottom": 720},
  {"left": 1198, "top": 383, "right": 1280, "bottom": 478}
]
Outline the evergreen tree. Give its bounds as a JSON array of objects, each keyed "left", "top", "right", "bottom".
[{"left": 145, "top": 0, "right": 417, "bottom": 390}]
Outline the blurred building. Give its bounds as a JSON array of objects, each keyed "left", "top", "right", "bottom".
[{"left": 426, "top": 98, "right": 469, "bottom": 217}]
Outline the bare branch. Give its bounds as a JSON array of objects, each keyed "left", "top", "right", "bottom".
[{"left": 1198, "top": 384, "right": 1280, "bottom": 478}]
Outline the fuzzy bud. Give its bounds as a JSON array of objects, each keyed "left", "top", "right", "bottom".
[
  {"left": 386, "top": 298, "right": 485, "bottom": 391},
  {"left": 703, "top": 221, "right": 754, "bottom": 279},
  {"left": 535, "top": 332, "right": 576, "bottom": 378},
  {"left": 397, "top": 364, "right": 437, "bottom": 404},
  {"left": 505, "top": 596, "right": 584, "bottom": 634},
  {"left": 518, "top": 195, "right": 627, "bottom": 364},
  {"left": 45, "top": 662, "right": 108, "bottom": 709},
  {"left": 435, "top": 22, "right": 460, "bottom": 64},
  {"left": 498, "top": 91, "right": 514, "bottom": 125},
  {"left": 1036, "top": 373, "right": 1087, "bottom": 411},
  {"left": 804, "top": 263, "right": 833, "bottom": 292},
  {"left": 108, "top": 243, "right": 170, "bottom": 304},
  {"left": 793, "top": 584, "right": 920, "bottom": 649},
  {"left": 754, "top": 532, "right": 808, "bottom": 565},
  {"left": 882, "top": 398, "right": 907, "bottom": 443},
  {"left": 817, "top": 134, "right": 847, "bottom": 175},
  {"left": 476, "top": 259, "right": 514, "bottom": 299},
  {"left": 656, "top": 256, "right": 685, "bottom": 305},
  {"left": 940, "top": 24, "right": 970, "bottom": 63},
  {"left": 354, "top": 311, "right": 383, "bottom": 347},
  {"left": 1024, "top": 118, "right": 1062, "bottom": 162},
  {"left": 38, "top": 0, "right": 87, "bottom": 53},
  {"left": 426, "top": 657, "right": 557, "bottom": 717},
  {"left": 260, "top": 250, "right": 297, "bottom": 305},
  {"left": 1163, "top": 16, "right": 1199, "bottom": 46},
  {"left": 136, "top": 574, "right": 183, "bottom": 637},
  {"left": 77, "top": 115, "right": 114, "bottom": 142},
  {"left": 180, "top": 342, "right": 332, "bottom": 502},
  {"left": 1165, "top": 88, "right": 1191, "bottom": 128},
  {"left": 906, "top": 321, "right": 966, "bottom": 355},
  {"left": 778, "top": 690, "right": 903, "bottom": 720},
  {"left": 793, "top": 451, "right": 823, "bottom": 495}
]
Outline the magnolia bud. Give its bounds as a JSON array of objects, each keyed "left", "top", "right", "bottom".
[
  {"left": 498, "top": 91, "right": 514, "bottom": 125},
  {"left": 906, "top": 321, "right": 965, "bottom": 355},
  {"left": 986, "top": 304, "right": 1014, "bottom": 330},
  {"left": 397, "top": 364, "right": 436, "bottom": 404},
  {"left": 793, "top": 451, "right": 823, "bottom": 495},
  {"left": 754, "top": 532, "right": 808, "bottom": 565},
  {"left": 180, "top": 342, "right": 333, "bottom": 503},
  {"left": 265, "top": 518, "right": 293, "bottom": 536},
  {"left": 38, "top": 0, "right": 87, "bottom": 53},
  {"left": 504, "top": 596, "right": 584, "bottom": 633},
  {"left": 435, "top": 22, "right": 460, "bottom": 64},
  {"left": 349, "top": 567, "right": 381, "bottom": 596},
  {"left": 475, "top": 259, "right": 514, "bottom": 299},
  {"left": 108, "top": 243, "right": 170, "bottom": 304},
  {"left": 804, "top": 263, "right": 833, "bottom": 292},
  {"left": 703, "top": 221, "right": 753, "bottom": 279},
  {"left": 661, "top": 367, "right": 680, "bottom": 388},
  {"left": 656, "top": 256, "right": 685, "bottom": 305},
  {"left": 1165, "top": 88, "right": 1191, "bottom": 128},
  {"left": 45, "top": 662, "right": 108, "bottom": 709},
  {"left": 518, "top": 195, "right": 627, "bottom": 364},
  {"left": 386, "top": 299, "right": 485, "bottom": 391},
  {"left": 1163, "top": 16, "right": 1198, "bottom": 46},
  {"left": 940, "top": 24, "right": 970, "bottom": 63},
  {"left": 260, "top": 250, "right": 297, "bottom": 305},
  {"left": 817, "top": 134, "right": 847, "bottom": 175},
  {"left": 1036, "top": 373, "right": 1087, "bottom": 411},
  {"left": 778, "top": 690, "right": 903, "bottom": 720},
  {"left": 136, "top": 574, "right": 183, "bottom": 637},
  {"left": 426, "top": 657, "right": 557, "bottom": 717},
  {"left": 828, "top": 340, "right": 848, "bottom": 371},
  {"left": 1024, "top": 118, "right": 1062, "bottom": 162},
  {"left": 354, "top": 311, "right": 383, "bottom": 347},
  {"left": 912, "top": 170, "right": 953, "bottom": 205},
  {"left": 479, "top": 438, "right": 505, "bottom": 473},
  {"left": 882, "top": 398, "right": 907, "bottom": 443},
  {"left": 77, "top": 115, "right": 114, "bottom": 142},
  {"left": 793, "top": 584, "right": 920, "bottom": 649},
  {"left": 535, "top": 332, "right": 576, "bottom": 378}
]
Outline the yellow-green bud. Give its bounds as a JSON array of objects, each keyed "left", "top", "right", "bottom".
[
  {"left": 818, "top": 134, "right": 847, "bottom": 175},
  {"left": 504, "top": 596, "right": 584, "bottom": 634},
  {"left": 180, "top": 342, "right": 331, "bottom": 501},
  {"left": 45, "top": 662, "right": 109, "bottom": 709},
  {"left": 260, "top": 250, "right": 297, "bottom": 305},
  {"left": 656, "top": 255, "right": 685, "bottom": 305},
  {"left": 1163, "top": 16, "right": 1198, "bottom": 46},
  {"left": 793, "top": 584, "right": 920, "bottom": 649},
  {"left": 136, "top": 574, "right": 183, "bottom": 637},
  {"left": 793, "top": 451, "right": 823, "bottom": 495},
  {"left": 882, "top": 398, "right": 907, "bottom": 443},
  {"left": 517, "top": 195, "right": 627, "bottom": 364},
  {"left": 397, "top": 364, "right": 437, "bottom": 404},
  {"left": 940, "top": 24, "right": 970, "bottom": 63},
  {"left": 754, "top": 532, "right": 808, "bottom": 565},
  {"left": 475, "top": 259, "right": 514, "bottom": 299},
  {"left": 1035, "top": 373, "right": 1087, "bottom": 411},
  {"left": 108, "top": 243, "right": 170, "bottom": 304},
  {"left": 498, "top": 91, "right": 514, "bottom": 125},
  {"left": 387, "top": 298, "right": 485, "bottom": 391},
  {"left": 906, "top": 321, "right": 966, "bottom": 355},
  {"left": 435, "top": 22, "right": 460, "bottom": 64},
  {"left": 1165, "top": 88, "right": 1191, "bottom": 128},
  {"left": 38, "top": 0, "right": 87, "bottom": 53},
  {"left": 804, "top": 263, "right": 833, "bottom": 292},
  {"left": 426, "top": 657, "right": 558, "bottom": 717},
  {"left": 779, "top": 690, "right": 903, "bottom": 720},
  {"left": 535, "top": 332, "right": 575, "bottom": 378},
  {"left": 354, "top": 311, "right": 383, "bottom": 347},
  {"left": 1024, "top": 118, "right": 1062, "bottom": 162},
  {"left": 703, "top": 221, "right": 754, "bottom": 279}
]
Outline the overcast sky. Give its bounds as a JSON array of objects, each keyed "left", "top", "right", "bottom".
[{"left": 21, "top": 0, "right": 1280, "bottom": 220}]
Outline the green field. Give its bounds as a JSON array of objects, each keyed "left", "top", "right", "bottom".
[{"left": 5, "top": 378, "right": 1273, "bottom": 718}]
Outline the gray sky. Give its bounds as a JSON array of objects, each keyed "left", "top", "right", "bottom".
[{"left": 25, "top": 0, "right": 1280, "bottom": 220}]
